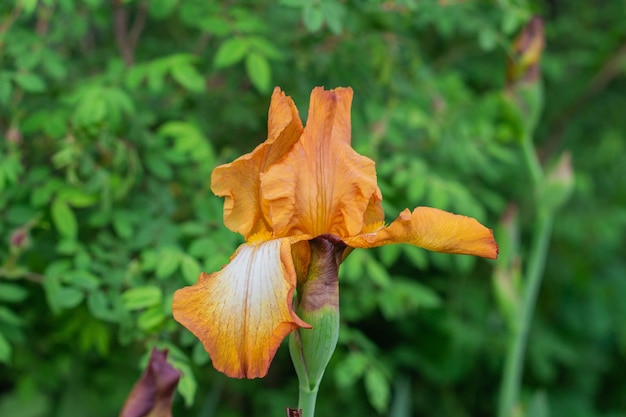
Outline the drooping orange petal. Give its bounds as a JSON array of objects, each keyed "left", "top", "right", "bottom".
[
  {"left": 344, "top": 207, "right": 499, "bottom": 259},
  {"left": 211, "top": 87, "right": 304, "bottom": 240},
  {"left": 172, "top": 239, "right": 310, "bottom": 379},
  {"left": 261, "top": 87, "right": 381, "bottom": 239}
]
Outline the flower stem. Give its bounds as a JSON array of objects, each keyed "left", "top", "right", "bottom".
[
  {"left": 498, "top": 136, "right": 554, "bottom": 417},
  {"left": 498, "top": 211, "right": 553, "bottom": 417},
  {"left": 298, "top": 384, "right": 319, "bottom": 417},
  {"left": 522, "top": 134, "right": 543, "bottom": 186}
]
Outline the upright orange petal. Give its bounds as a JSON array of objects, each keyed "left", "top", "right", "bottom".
[
  {"left": 360, "top": 190, "right": 385, "bottom": 232},
  {"left": 211, "top": 88, "right": 304, "bottom": 240},
  {"left": 172, "top": 239, "right": 310, "bottom": 379},
  {"left": 344, "top": 207, "right": 499, "bottom": 259},
  {"left": 261, "top": 87, "right": 381, "bottom": 238}
]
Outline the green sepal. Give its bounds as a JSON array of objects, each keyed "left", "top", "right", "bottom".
[{"left": 289, "top": 305, "right": 340, "bottom": 390}]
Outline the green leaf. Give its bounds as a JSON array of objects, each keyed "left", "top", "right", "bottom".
[
  {"left": 141, "top": 249, "right": 158, "bottom": 272},
  {"left": 146, "top": 59, "right": 170, "bottom": 93},
  {"left": 247, "top": 36, "right": 283, "bottom": 60},
  {"left": 122, "top": 286, "right": 163, "bottom": 310},
  {"left": 191, "top": 341, "right": 210, "bottom": 366},
  {"left": 334, "top": 352, "right": 368, "bottom": 388},
  {"left": 51, "top": 199, "right": 78, "bottom": 239},
  {"left": 156, "top": 248, "right": 181, "bottom": 279},
  {"left": 402, "top": 246, "right": 428, "bottom": 270},
  {"left": 214, "top": 38, "right": 248, "bottom": 68},
  {"left": 149, "top": 0, "right": 178, "bottom": 19},
  {"left": 0, "top": 283, "right": 28, "bottom": 303},
  {"left": 0, "top": 307, "right": 23, "bottom": 327},
  {"left": 45, "top": 260, "right": 72, "bottom": 278},
  {"left": 199, "top": 17, "right": 230, "bottom": 36},
  {"left": 64, "top": 270, "right": 101, "bottom": 290},
  {"left": 113, "top": 213, "right": 134, "bottom": 239},
  {"left": 181, "top": 255, "right": 201, "bottom": 284},
  {"left": 79, "top": 318, "right": 111, "bottom": 356},
  {"left": 171, "top": 63, "right": 205, "bottom": 93},
  {"left": 365, "top": 257, "right": 391, "bottom": 287},
  {"left": 137, "top": 306, "right": 165, "bottom": 330},
  {"left": 144, "top": 152, "right": 173, "bottom": 181},
  {"left": 172, "top": 361, "right": 197, "bottom": 406},
  {"left": 126, "top": 65, "right": 146, "bottom": 89},
  {"left": 245, "top": 52, "right": 271, "bottom": 93},
  {"left": 72, "top": 87, "right": 108, "bottom": 128},
  {"left": 19, "top": 0, "right": 38, "bottom": 16},
  {"left": 87, "top": 290, "right": 118, "bottom": 322},
  {"left": 0, "top": 332, "right": 11, "bottom": 364},
  {"left": 41, "top": 50, "right": 67, "bottom": 80},
  {"left": 44, "top": 271, "right": 84, "bottom": 313},
  {"left": 13, "top": 72, "right": 46, "bottom": 93},
  {"left": 146, "top": 62, "right": 167, "bottom": 93},
  {"left": 188, "top": 237, "right": 215, "bottom": 257},
  {"left": 378, "top": 279, "right": 441, "bottom": 320},
  {"left": 280, "top": 0, "right": 307, "bottom": 6},
  {"left": 365, "top": 367, "right": 390, "bottom": 414},
  {"left": 478, "top": 28, "right": 498, "bottom": 51},
  {"left": 56, "top": 287, "right": 85, "bottom": 309},
  {"left": 158, "top": 121, "right": 209, "bottom": 155},
  {"left": 56, "top": 238, "right": 81, "bottom": 254},
  {"left": 58, "top": 188, "right": 97, "bottom": 208},
  {"left": 303, "top": 5, "right": 324, "bottom": 32},
  {"left": 0, "top": 73, "right": 12, "bottom": 105},
  {"left": 321, "top": 0, "right": 345, "bottom": 34},
  {"left": 379, "top": 244, "right": 401, "bottom": 267}
]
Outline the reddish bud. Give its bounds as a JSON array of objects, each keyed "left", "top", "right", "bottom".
[
  {"left": 506, "top": 17, "right": 545, "bottom": 87},
  {"left": 119, "top": 349, "right": 181, "bottom": 417}
]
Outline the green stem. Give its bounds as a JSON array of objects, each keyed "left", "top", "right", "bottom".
[
  {"left": 498, "top": 133, "right": 555, "bottom": 417},
  {"left": 498, "top": 210, "right": 554, "bottom": 417},
  {"left": 521, "top": 135, "right": 543, "bottom": 186},
  {"left": 298, "top": 385, "right": 319, "bottom": 417}
]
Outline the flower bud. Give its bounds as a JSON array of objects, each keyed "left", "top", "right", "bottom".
[
  {"left": 539, "top": 152, "right": 575, "bottom": 212},
  {"left": 503, "top": 17, "right": 545, "bottom": 138},
  {"left": 119, "top": 349, "right": 181, "bottom": 417},
  {"left": 506, "top": 17, "right": 545, "bottom": 88},
  {"left": 289, "top": 235, "right": 345, "bottom": 394},
  {"left": 10, "top": 227, "right": 29, "bottom": 251}
]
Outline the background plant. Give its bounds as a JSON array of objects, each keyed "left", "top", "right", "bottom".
[{"left": 1, "top": 0, "right": 625, "bottom": 416}]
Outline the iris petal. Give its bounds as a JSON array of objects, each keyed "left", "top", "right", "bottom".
[
  {"left": 172, "top": 239, "right": 310, "bottom": 379},
  {"left": 261, "top": 87, "right": 381, "bottom": 238},
  {"left": 211, "top": 88, "right": 303, "bottom": 240},
  {"left": 344, "top": 207, "right": 498, "bottom": 259}
]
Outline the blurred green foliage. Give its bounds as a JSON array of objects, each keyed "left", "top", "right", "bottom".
[{"left": 1, "top": 0, "right": 625, "bottom": 416}]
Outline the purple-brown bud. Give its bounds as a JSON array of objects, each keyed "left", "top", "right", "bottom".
[
  {"left": 119, "top": 349, "right": 181, "bottom": 417},
  {"left": 506, "top": 17, "right": 545, "bottom": 87}
]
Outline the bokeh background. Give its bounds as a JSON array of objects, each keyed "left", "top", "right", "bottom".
[{"left": 1, "top": 1, "right": 625, "bottom": 416}]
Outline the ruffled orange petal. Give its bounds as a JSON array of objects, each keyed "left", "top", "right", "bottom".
[
  {"left": 344, "top": 207, "right": 499, "bottom": 259},
  {"left": 172, "top": 239, "right": 310, "bottom": 379},
  {"left": 211, "top": 87, "right": 303, "bottom": 240},
  {"left": 261, "top": 87, "right": 381, "bottom": 239}
]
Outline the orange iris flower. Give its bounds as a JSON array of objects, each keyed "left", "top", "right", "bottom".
[{"left": 172, "top": 87, "right": 498, "bottom": 379}]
